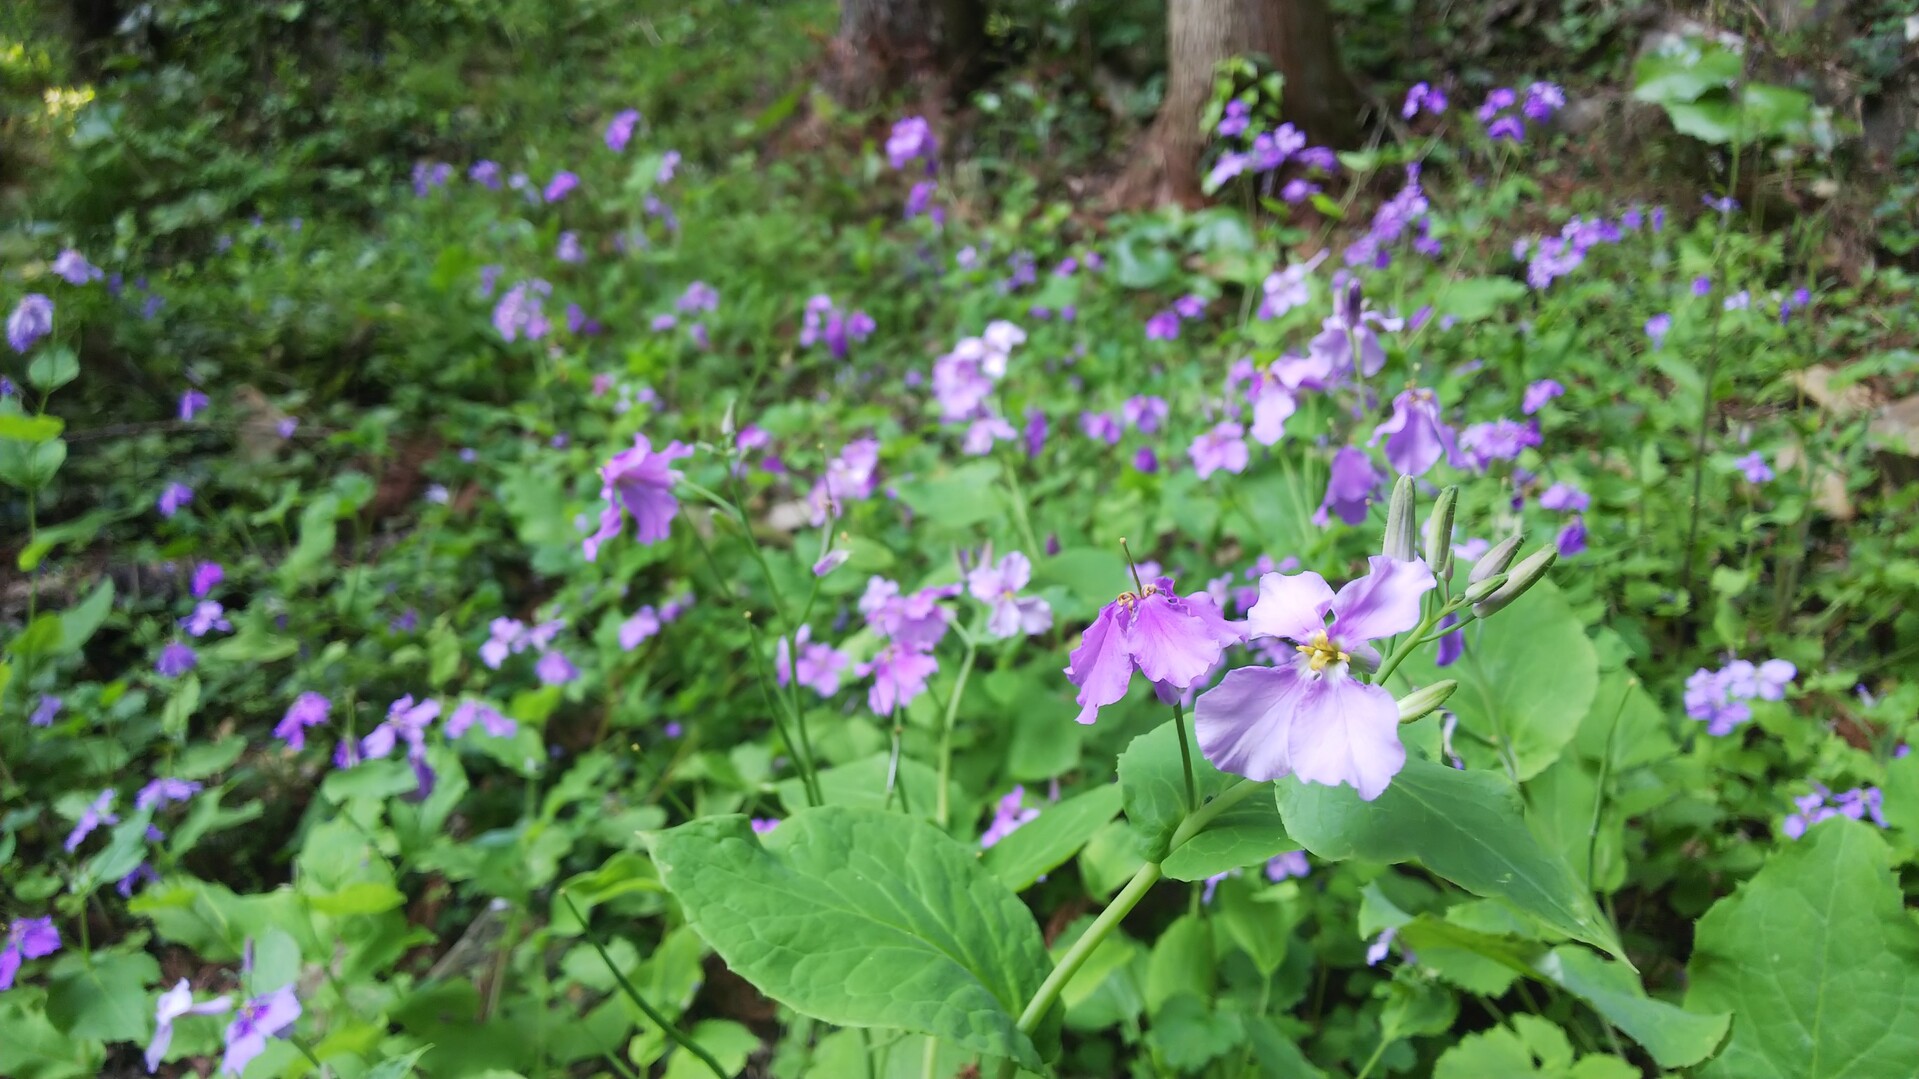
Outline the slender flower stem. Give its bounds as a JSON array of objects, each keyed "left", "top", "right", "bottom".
[
  {"left": 1373, "top": 608, "right": 1442, "bottom": 687},
  {"left": 934, "top": 630, "right": 980, "bottom": 829},
  {"left": 561, "top": 894, "right": 730, "bottom": 1079},
  {"left": 1171, "top": 701, "right": 1198, "bottom": 813}
]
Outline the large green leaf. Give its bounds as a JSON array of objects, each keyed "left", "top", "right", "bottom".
[
  {"left": 0, "top": 997, "right": 104, "bottom": 1079},
  {"left": 1534, "top": 946, "right": 1727, "bottom": 1068},
  {"left": 45, "top": 951, "right": 160, "bottom": 1042},
  {"left": 1118, "top": 718, "right": 1234, "bottom": 861},
  {"left": 1276, "top": 759, "right": 1623, "bottom": 958},
  {"left": 984, "top": 784, "right": 1123, "bottom": 892},
  {"left": 51, "top": 580, "right": 113, "bottom": 657},
  {"left": 1686, "top": 819, "right": 1919, "bottom": 1078},
  {"left": 1160, "top": 787, "right": 1295, "bottom": 881},
  {"left": 646, "top": 808, "right": 1050, "bottom": 1068},
  {"left": 1397, "top": 580, "right": 1597, "bottom": 780}
]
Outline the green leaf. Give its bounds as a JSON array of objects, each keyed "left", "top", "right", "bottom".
[
  {"left": 1740, "top": 84, "right": 1811, "bottom": 139},
  {"left": 1436, "top": 277, "right": 1528, "bottom": 324},
  {"left": 1217, "top": 878, "right": 1296, "bottom": 976},
  {"left": 1632, "top": 47, "right": 1741, "bottom": 104},
  {"left": 279, "top": 493, "right": 341, "bottom": 588},
  {"left": 1665, "top": 99, "right": 1742, "bottom": 144},
  {"left": 1145, "top": 993, "right": 1242, "bottom": 1072},
  {"left": 984, "top": 784, "right": 1123, "bottom": 892},
  {"left": 0, "top": 437, "right": 66, "bottom": 492},
  {"left": 1277, "top": 759, "right": 1624, "bottom": 958},
  {"left": 45, "top": 951, "right": 160, "bottom": 1042},
  {"left": 307, "top": 881, "right": 407, "bottom": 916},
  {"left": 1397, "top": 580, "right": 1597, "bottom": 780},
  {"left": 27, "top": 348, "right": 79, "bottom": 392},
  {"left": 662, "top": 1020, "right": 758, "bottom": 1079},
  {"left": 202, "top": 623, "right": 298, "bottom": 664},
  {"left": 1686, "top": 819, "right": 1919, "bottom": 1078},
  {"left": 52, "top": 580, "right": 113, "bottom": 657},
  {"left": 366, "top": 1047, "right": 433, "bottom": 1079},
  {"left": 1433, "top": 1024, "right": 1538, "bottom": 1077},
  {"left": 1119, "top": 718, "right": 1234, "bottom": 861},
  {"left": 1160, "top": 787, "right": 1295, "bottom": 881},
  {"left": 1110, "top": 230, "right": 1177, "bottom": 290},
  {"left": 646, "top": 808, "right": 1050, "bottom": 1068},
  {"left": 1143, "top": 914, "right": 1211, "bottom": 1013},
  {"left": 1534, "top": 945, "right": 1727, "bottom": 1068},
  {"left": 774, "top": 753, "right": 951, "bottom": 823},
  {"left": 0, "top": 997, "right": 104, "bottom": 1079},
  {"left": 0, "top": 413, "right": 63, "bottom": 443},
  {"left": 892, "top": 462, "right": 1004, "bottom": 530}
]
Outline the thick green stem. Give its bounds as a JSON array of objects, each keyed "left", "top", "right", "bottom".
[
  {"left": 1171, "top": 701, "right": 1198, "bottom": 813},
  {"left": 1014, "top": 861, "right": 1163, "bottom": 1038}
]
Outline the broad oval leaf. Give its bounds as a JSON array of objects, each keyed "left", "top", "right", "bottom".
[
  {"left": 1277, "top": 759, "right": 1624, "bottom": 959},
  {"left": 1534, "top": 946, "right": 1728, "bottom": 1069},
  {"left": 1160, "top": 787, "right": 1296, "bottom": 882},
  {"left": 1119, "top": 718, "right": 1233, "bottom": 861},
  {"left": 647, "top": 808, "right": 1050, "bottom": 1068},
  {"left": 984, "top": 783, "right": 1123, "bottom": 892},
  {"left": 1686, "top": 819, "right": 1919, "bottom": 1078}
]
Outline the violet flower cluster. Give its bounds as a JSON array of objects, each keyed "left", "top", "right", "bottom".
[
  {"left": 1782, "top": 783, "right": 1886, "bottom": 839},
  {"left": 1685, "top": 656, "right": 1797, "bottom": 735}
]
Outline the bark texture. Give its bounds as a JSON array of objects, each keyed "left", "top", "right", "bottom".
[
  {"left": 824, "top": 0, "right": 987, "bottom": 107},
  {"left": 1114, "top": 0, "right": 1362, "bottom": 207}
]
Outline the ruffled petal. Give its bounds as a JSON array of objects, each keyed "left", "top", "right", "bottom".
[
  {"left": 1243, "top": 571, "right": 1335, "bottom": 643},
  {"left": 1127, "top": 594, "right": 1229, "bottom": 689},
  {"left": 1065, "top": 604, "right": 1134, "bottom": 724},
  {"left": 1286, "top": 675, "right": 1406, "bottom": 800},
  {"left": 1194, "top": 665, "right": 1309, "bottom": 781},
  {"left": 1330, "top": 555, "right": 1435, "bottom": 643}
]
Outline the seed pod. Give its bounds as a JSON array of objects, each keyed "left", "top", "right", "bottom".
[
  {"left": 1472, "top": 545, "right": 1557, "bottom": 618},
  {"left": 1397, "top": 680, "right": 1459, "bottom": 723},
  {"left": 1383, "top": 475, "right": 1417, "bottom": 562},
  {"left": 1469, "top": 533, "right": 1524, "bottom": 584},
  {"left": 1424, "top": 486, "right": 1458, "bottom": 569}
]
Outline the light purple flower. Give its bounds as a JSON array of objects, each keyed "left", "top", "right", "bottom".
[
  {"left": 776, "top": 626, "right": 852, "bottom": 698},
  {"left": 181, "top": 600, "right": 232, "bottom": 638},
  {"left": 1402, "top": 82, "right": 1448, "bottom": 119},
  {"left": 157, "top": 482, "right": 194, "bottom": 519},
  {"left": 0, "top": 916, "right": 61, "bottom": 991},
  {"left": 1645, "top": 313, "right": 1673, "bottom": 347},
  {"left": 1190, "top": 422, "right": 1249, "bottom": 480},
  {"left": 1217, "top": 99, "right": 1251, "bottom": 137},
  {"left": 543, "top": 171, "right": 579, "bottom": 202},
  {"left": 1259, "top": 253, "right": 1326, "bottom": 319},
  {"left": 1123, "top": 395, "right": 1169, "bottom": 434},
  {"left": 584, "top": 435, "right": 693, "bottom": 560},
  {"left": 147, "top": 979, "right": 233, "bottom": 1073},
  {"left": 65, "top": 789, "right": 118, "bottom": 852},
  {"left": 7, "top": 294, "right": 53, "bottom": 353},
  {"left": 30, "top": 694, "right": 60, "bottom": 727},
  {"left": 191, "top": 562, "right": 224, "bottom": 597},
  {"left": 806, "top": 437, "right": 881, "bottom": 526},
  {"left": 750, "top": 817, "right": 779, "bottom": 836},
  {"left": 656, "top": 151, "right": 681, "bottom": 184},
  {"left": 275, "top": 692, "right": 330, "bottom": 750},
  {"left": 155, "top": 641, "right": 197, "bottom": 677},
  {"left": 1194, "top": 556, "right": 1437, "bottom": 799},
  {"left": 1145, "top": 309, "right": 1181, "bottom": 341},
  {"left": 859, "top": 577, "right": 956, "bottom": 652},
  {"left": 1458, "top": 418, "right": 1540, "bottom": 470},
  {"left": 1309, "top": 282, "right": 1398, "bottom": 378},
  {"left": 222, "top": 985, "right": 300, "bottom": 1076},
  {"left": 556, "top": 232, "right": 586, "bottom": 264},
  {"left": 620, "top": 607, "right": 662, "bottom": 650},
  {"left": 1685, "top": 667, "right": 1752, "bottom": 736},
  {"left": 535, "top": 649, "right": 579, "bottom": 686},
  {"left": 1133, "top": 447, "right": 1159, "bottom": 473},
  {"left": 1065, "top": 576, "right": 1242, "bottom": 725},
  {"left": 1265, "top": 850, "right": 1311, "bottom": 881},
  {"left": 1522, "top": 82, "right": 1565, "bottom": 121},
  {"left": 136, "top": 778, "right": 201, "bottom": 811},
  {"left": 981, "top": 786, "right": 1041, "bottom": 848},
  {"left": 962, "top": 414, "right": 1017, "bottom": 455},
  {"left": 1024, "top": 409, "right": 1049, "bottom": 458},
  {"left": 277, "top": 418, "right": 299, "bottom": 439},
  {"left": 967, "top": 551, "right": 1053, "bottom": 640},
  {"left": 1315, "top": 447, "right": 1382, "bottom": 526},
  {"left": 863, "top": 641, "right": 940, "bottom": 715},
  {"left": 1556, "top": 517, "right": 1587, "bottom": 557},
  {"left": 1538, "top": 483, "right": 1588, "bottom": 512},
  {"left": 51, "top": 250, "right": 102, "bottom": 285},
  {"left": 493, "top": 278, "right": 553, "bottom": 342},
  {"left": 1366, "top": 926, "right": 1398, "bottom": 966},
  {"left": 1371, "top": 389, "right": 1461, "bottom": 477},
  {"left": 1735, "top": 451, "right": 1773, "bottom": 483},
  {"left": 1522, "top": 379, "right": 1565, "bottom": 414},
  {"left": 444, "top": 700, "right": 515, "bottom": 739},
  {"left": 605, "top": 108, "right": 641, "bottom": 151},
  {"left": 886, "top": 116, "right": 937, "bottom": 170},
  {"left": 361, "top": 695, "right": 439, "bottom": 762}
]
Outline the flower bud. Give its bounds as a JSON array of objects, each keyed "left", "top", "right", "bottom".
[
  {"left": 1469, "top": 533, "right": 1524, "bottom": 584},
  {"left": 1462, "top": 573, "right": 1507, "bottom": 604},
  {"left": 1383, "top": 475, "right": 1417, "bottom": 562},
  {"left": 1424, "top": 486, "right": 1458, "bottom": 569},
  {"left": 1397, "top": 680, "right": 1458, "bottom": 723},
  {"left": 1472, "top": 545, "right": 1557, "bottom": 618}
]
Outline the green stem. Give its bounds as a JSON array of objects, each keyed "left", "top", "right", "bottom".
[
  {"left": 1171, "top": 701, "right": 1198, "bottom": 813},
  {"left": 561, "top": 894, "right": 730, "bottom": 1079},
  {"left": 1014, "top": 861, "right": 1163, "bottom": 1037},
  {"left": 934, "top": 631, "right": 980, "bottom": 829},
  {"left": 1373, "top": 608, "right": 1442, "bottom": 686}
]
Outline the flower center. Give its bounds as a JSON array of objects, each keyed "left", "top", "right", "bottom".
[
  {"left": 1114, "top": 584, "right": 1160, "bottom": 611},
  {"left": 1295, "top": 629, "right": 1350, "bottom": 673}
]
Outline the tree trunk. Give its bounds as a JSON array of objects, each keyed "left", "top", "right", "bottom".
[
  {"left": 1113, "top": 0, "right": 1362, "bottom": 208},
  {"left": 823, "top": 0, "right": 987, "bottom": 107}
]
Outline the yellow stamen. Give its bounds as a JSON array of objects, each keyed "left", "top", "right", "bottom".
[{"left": 1295, "top": 629, "right": 1350, "bottom": 673}]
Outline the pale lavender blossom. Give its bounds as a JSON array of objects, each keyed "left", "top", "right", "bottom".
[
  {"left": 1735, "top": 451, "right": 1773, "bottom": 483},
  {"left": 222, "top": 986, "right": 300, "bottom": 1076},
  {"left": 7, "top": 294, "right": 53, "bottom": 353},
  {"left": 775, "top": 626, "right": 852, "bottom": 698},
  {"left": 1123, "top": 395, "right": 1169, "bottom": 434},
  {"left": 155, "top": 641, "right": 197, "bottom": 677},
  {"left": 805, "top": 437, "right": 881, "bottom": 526},
  {"left": 584, "top": 435, "right": 693, "bottom": 559},
  {"left": 30, "top": 694, "right": 61, "bottom": 727},
  {"left": 886, "top": 116, "right": 937, "bottom": 171},
  {"left": 180, "top": 600, "right": 232, "bottom": 638},
  {"left": 1189, "top": 422, "right": 1249, "bottom": 479},
  {"left": 619, "top": 607, "right": 662, "bottom": 650},
  {"left": 1522, "top": 379, "right": 1565, "bottom": 414},
  {"left": 1538, "top": 482, "right": 1589, "bottom": 512},
  {"left": 604, "top": 108, "right": 641, "bottom": 151},
  {"left": 147, "top": 979, "right": 232, "bottom": 1073},
  {"left": 1217, "top": 99, "right": 1251, "bottom": 137},
  {"left": 1079, "top": 411, "right": 1123, "bottom": 446},
  {"left": 158, "top": 482, "right": 194, "bottom": 518},
  {"left": 0, "top": 917, "right": 61, "bottom": 991},
  {"left": 535, "top": 649, "right": 579, "bottom": 686},
  {"left": 1402, "top": 82, "right": 1448, "bottom": 119},
  {"left": 1265, "top": 850, "right": 1311, "bottom": 881},
  {"left": 65, "top": 789, "right": 119, "bottom": 851},
  {"left": 980, "top": 786, "right": 1040, "bottom": 848},
  {"left": 275, "top": 692, "right": 330, "bottom": 750},
  {"left": 1371, "top": 389, "right": 1461, "bottom": 477},
  {"left": 136, "top": 778, "right": 201, "bottom": 811},
  {"left": 1315, "top": 447, "right": 1382, "bottom": 527},
  {"left": 1645, "top": 313, "right": 1673, "bottom": 347},
  {"left": 556, "top": 232, "right": 586, "bottom": 264},
  {"left": 543, "top": 171, "right": 579, "bottom": 202},
  {"left": 191, "top": 562, "right": 224, "bottom": 597},
  {"left": 444, "top": 700, "right": 516, "bottom": 739},
  {"left": 1065, "top": 576, "right": 1242, "bottom": 725},
  {"left": 967, "top": 551, "right": 1053, "bottom": 640}
]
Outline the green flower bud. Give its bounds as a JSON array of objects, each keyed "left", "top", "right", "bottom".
[
  {"left": 1463, "top": 572, "right": 1508, "bottom": 604},
  {"left": 1469, "top": 533, "right": 1524, "bottom": 584},
  {"left": 1424, "top": 486, "right": 1458, "bottom": 569},
  {"left": 1472, "top": 545, "right": 1557, "bottom": 618},
  {"left": 1383, "top": 475, "right": 1417, "bottom": 562},
  {"left": 1397, "top": 679, "right": 1458, "bottom": 723}
]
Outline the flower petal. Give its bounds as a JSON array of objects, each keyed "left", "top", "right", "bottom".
[
  {"left": 1243, "top": 571, "right": 1335, "bottom": 643},
  {"left": 1194, "top": 665, "right": 1308, "bottom": 781},
  {"left": 1127, "top": 594, "right": 1229, "bottom": 689},
  {"left": 1065, "top": 603, "right": 1135, "bottom": 725},
  {"left": 1330, "top": 555, "right": 1435, "bottom": 643},
  {"left": 1285, "top": 675, "right": 1406, "bottom": 800}
]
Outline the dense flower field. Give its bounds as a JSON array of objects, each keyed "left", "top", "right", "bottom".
[{"left": 4, "top": 9, "right": 1919, "bottom": 1078}]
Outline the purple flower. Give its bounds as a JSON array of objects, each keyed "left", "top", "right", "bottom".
[
  {"left": 535, "top": 649, "right": 580, "bottom": 686},
  {"left": 904, "top": 180, "right": 937, "bottom": 218},
  {"left": 584, "top": 435, "right": 693, "bottom": 560},
  {"left": 1522, "top": 82, "right": 1565, "bottom": 121},
  {"left": 1435, "top": 612, "right": 1464, "bottom": 667},
  {"left": 7, "top": 294, "right": 53, "bottom": 353},
  {"left": 1023, "top": 409, "right": 1049, "bottom": 458},
  {"left": 1476, "top": 88, "right": 1517, "bottom": 123},
  {"left": 1309, "top": 282, "right": 1399, "bottom": 378},
  {"left": 1145, "top": 309, "right": 1181, "bottom": 341},
  {"left": 493, "top": 279, "right": 553, "bottom": 342},
  {"left": 155, "top": 641, "right": 197, "bottom": 677},
  {"left": 1402, "top": 82, "right": 1448, "bottom": 119},
  {"left": 136, "top": 778, "right": 201, "bottom": 811},
  {"left": 863, "top": 641, "right": 939, "bottom": 715},
  {"left": 157, "top": 482, "right": 194, "bottom": 519},
  {"left": 1754, "top": 659, "right": 1796, "bottom": 700},
  {"left": 1555, "top": 517, "right": 1587, "bottom": 557},
  {"left": 30, "top": 694, "right": 61, "bottom": 727},
  {"left": 1190, "top": 422, "right": 1249, "bottom": 480},
  {"left": 1281, "top": 178, "right": 1321, "bottom": 204},
  {"left": 962, "top": 414, "right": 1016, "bottom": 455},
  {"left": 1249, "top": 380, "right": 1298, "bottom": 446},
  {"left": 1133, "top": 446, "right": 1159, "bottom": 473},
  {"left": 1735, "top": 451, "right": 1773, "bottom": 483},
  {"left": 51, "top": 250, "right": 102, "bottom": 285},
  {"left": 0, "top": 916, "right": 61, "bottom": 991},
  {"left": 181, "top": 600, "right": 232, "bottom": 638},
  {"left": 980, "top": 786, "right": 1041, "bottom": 848},
  {"left": 886, "top": 116, "right": 937, "bottom": 171},
  {"left": 147, "top": 979, "right": 233, "bottom": 1073},
  {"left": 1784, "top": 784, "right": 1887, "bottom": 839},
  {"left": 1486, "top": 115, "right": 1525, "bottom": 141},
  {"left": 1645, "top": 313, "right": 1673, "bottom": 347},
  {"left": 1217, "top": 99, "right": 1251, "bottom": 137},
  {"left": 806, "top": 438, "right": 882, "bottom": 526},
  {"left": 1265, "top": 850, "right": 1311, "bottom": 881},
  {"left": 543, "top": 171, "right": 579, "bottom": 202},
  {"left": 1315, "top": 446, "right": 1382, "bottom": 526},
  {"left": 1194, "top": 556, "right": 1437, "bottom": 799},
  {"left": 859, "top": 577, "right": 956, "bottom": 651},
  {"left": 1685, "top": 667, "right": 1752, "bottom": 736},
  {"left": 191, "top": 562, "right": 224, "bottom": 597},
  {"left": 1123, "top": 395, "right": 1169, "bottom": 434},
  {"left": 1371, "top": 389, "right": 1461, "bottom": 477},
  {"left": 1691, "top": 276, "right": 1712, "bottom": 297},
  {"left": 222, "top": 986, "right": 300, "bottom": 1076},
  {"left": 468, "top": 160, "right": 501, "bottom": 188},
  {"left": 275, "top": 692, "right": 330, "bottom": 750},
  {"left": 750, "top": 817, "right": 779, "bottom": 836},
  {"left": 1259, "top": 253, "right": 1326, "bottom": 319},
  {"left": 656, "top": 151, "right": 681, "bottom": 184},
  {"left": 776, "top": 626, "right": 852, "bottom": 698},
  {"left": 1173, "top": 294, "right": 1208, "bottom": 320},
  {"left": 967, "top": 551, "right": 1053, "bottom": 640},
  {"left": 556, "top": 231, "right": 586, "bottom": 264},
  {"left": 444, "top": 700, "right": 516, "bottom": 739},
  {"left": 1538, "top": 482, "right": 1589, "bottom": 512},
  {"left": 1065, "top": 576, "right": 1242, "bottom": 725},
  {"left": 1458, "top": 418, "right": 1540, "bottom": 470},
  {"left": 1366, "top": 927, "right": 1399, "bottom": 966},
  {"left": 620, "top": 607, "right": 662, "bottom": 650},
  {"left": 66, "top": 789, "right": 118, "bottom": 852},
  {"left": 1522, "top": 379, "right": 1565, "bottom": 414},
  {"left": 1079, "top": 411, "right": 1123, "bottom": 446},
  {"left": 677, "top": 281, "right": 719, "bottom": 313},
  {"left": 605, "top": 108, "right": 642, "bottom": 151}
]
